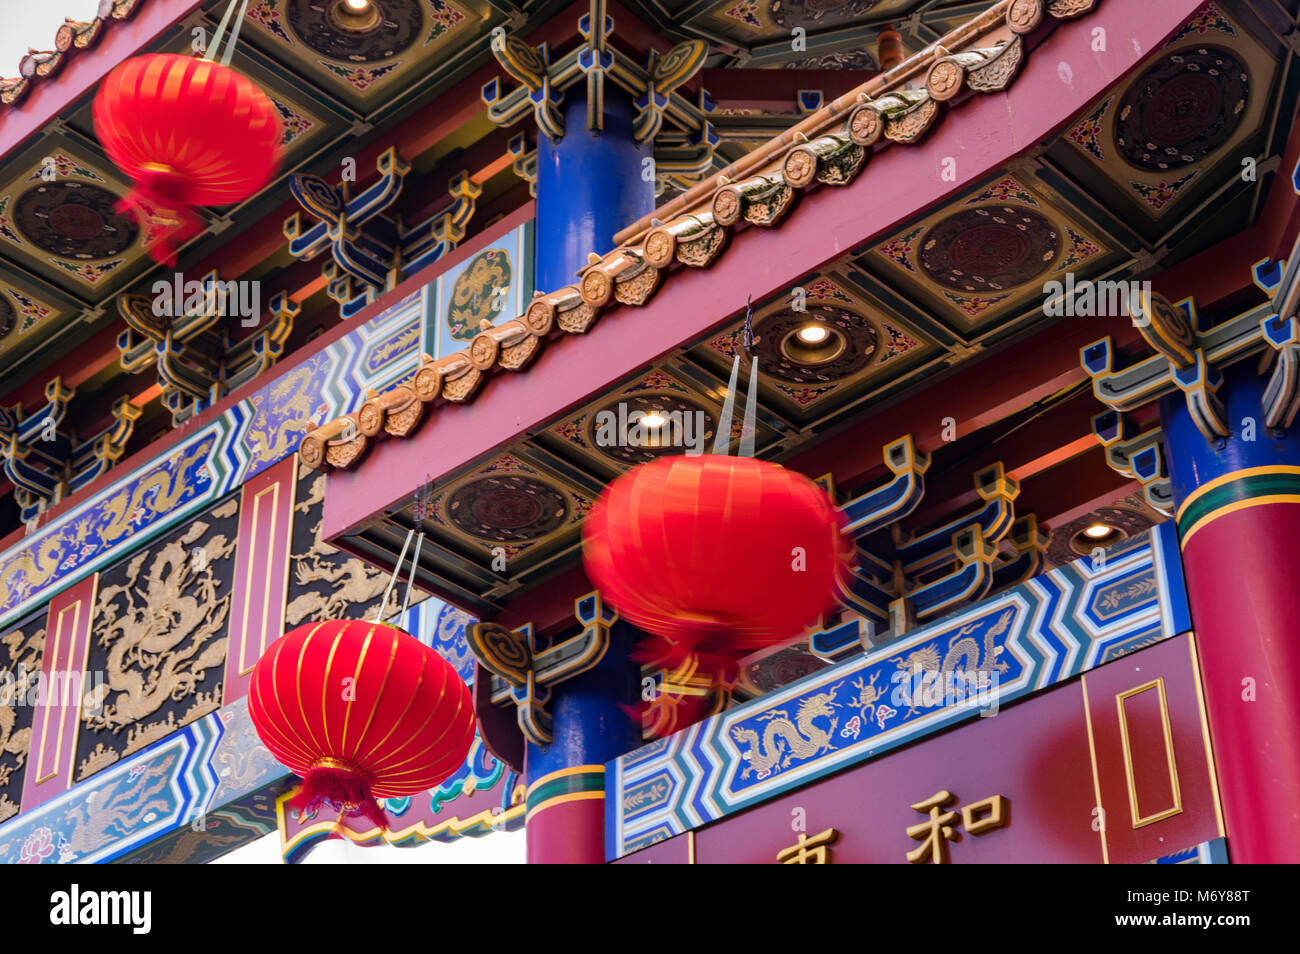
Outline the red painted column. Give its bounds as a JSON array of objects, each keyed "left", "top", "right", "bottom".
[{"left": 1160, "top": 365, "right": 1300, "bottom": 862}]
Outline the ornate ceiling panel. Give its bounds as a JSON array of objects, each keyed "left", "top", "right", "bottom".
[
  {"left": 242, "top": 0, "right": 479, "bottom": 106},
  {"left": 861, "top": 173, "right": 1117, "bottom": 335},
  {"left": 1048, "top": 1, "right": 1279, "bottom": 238},
  {"left": 687, "top": 269, "right": 937, "bottom": 423}
]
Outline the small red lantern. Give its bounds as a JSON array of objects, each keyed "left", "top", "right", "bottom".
[
  {"left": 583, "top": 454, "right": 850, "bottom": 661},
  {"left": 92, "top": 53, "right": 282, "bottom": 264},
  {"left": 248, "top": 619, "right": 475, "bottom": 829}
]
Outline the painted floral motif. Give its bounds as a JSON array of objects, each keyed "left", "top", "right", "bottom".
[
  {"left": 877, "top": 226, "right": 924, "bottom": 273},
  {"left": 774, "top": 382, "right": 838, "bottom": 407},
  {"left": 319, "top": 61, "right": 400, "bottom": 92},
  {"left": 482, "top": 453, "right": 530, "bottom": 475},
  {"left": 248, "top": 0, "right": 292, "bottom": 44},
  {"left": 7, "top": 288, "right": 52, "bottom": 333},
  {"left": 25, "top": 154, "right": 103, "bottom": 183},
  {"left": 877, "top": 322, "right": 920, "bottom": 364},
  {"left": 0, "top": 195, "right": 22, "bottom": 246},
  {"left": 425, "top": 0, "right": 467, "bottom": 44},
  {"left": 270, "top": 98, "right": 314, "bottom": 147},
  {"left": 18, "top": 827, "right": 55, "bottom": 864},
  {"left": 965, "top": 177, "right": 1036, "bottom": 206},
  {"left": 1058, "top": 227, "right": 1102, "bottom": 270},
  {"left": 1171, "top": 1, "right": 1236, "bottom": 41},
  {"left": 621, "top": 369, "right": 690, "bottom": 395},
  {"left": 804, "top": 277, "right": 853, "bottom": 304},
  {"left": 721, "top": 0, "right": 761, "bottom": 30},
  {"left": 1067, "top": 96, "right": 1111, "bottom": 161},
  {"left": 49, "top": 258, "right": 124, "bottom": 285},
  {"left": 1129, "top": 173, "right": 1199, "bottom": 213},
  {"left": 941, "top": 290, "right": 1013, "bottom": 319},
  {"left": 553, "top": 416, "right": 590, "bottom": 448}
]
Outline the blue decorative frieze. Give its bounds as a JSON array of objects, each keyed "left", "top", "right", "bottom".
[{"left": 606, "top": 522, "right": 1191, "bottom": 860}]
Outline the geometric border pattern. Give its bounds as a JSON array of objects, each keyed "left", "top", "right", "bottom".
[{"left": 606, "top": 521, "right": 1191, "bottom": 860}]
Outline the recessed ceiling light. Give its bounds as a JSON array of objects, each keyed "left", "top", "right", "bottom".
[
  {"left": 641, "top": 412, "right": 666, "bottom": 428},
  {"left": 1082, "top": 523, "right": 1112, "bottom": 539},
  {"left": 797, "top": 324, "right": 829, "bottom": 344},
  {"left": 345, "top": 0, "right": 371, "bottom": 9}
]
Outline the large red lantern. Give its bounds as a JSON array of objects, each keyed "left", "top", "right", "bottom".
[
  {"left": 248, "top": 619, "right": 475, "bottom": 829},
  {"left": 92, "top": 53, "right": 282, "bottom": 264},
  {"left": 583, "top": 454, "right": 851, "bottom": 661}
]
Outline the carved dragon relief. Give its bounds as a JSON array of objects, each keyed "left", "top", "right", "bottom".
[
  {"left": 77, "top": 499, "right": 238, "bottom": 781},
  {"left": 0, "top": 619, "right": 43, "bottom": 821},
  {"left": 284, "top": 473, "right": 388, "bottom": 626}
]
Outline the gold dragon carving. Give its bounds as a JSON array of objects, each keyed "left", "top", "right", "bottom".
[
  {"left": 284, "top": 473, "right": 388, "bottom": 626},
  {"left": 0, "top": 621, "right": 43, "bottom": 820},
  {"left": 244, "top": 366, "right": 320, "bottom": 467},
  {"left": 78, "top": 501, "right": 237, "bottom": 780},
  {"left": 730, "top": 687, "right": 842, "bottom": 780}
]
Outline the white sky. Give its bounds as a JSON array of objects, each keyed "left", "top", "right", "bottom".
[
  {"left": 213, "top": 827, "right": 527, "bottom": 865},
  {"left": 0, "top": 1, "right": 106, "bottom": 77},
  {"left": 0, "top": 0, "right": 530, "bottom": 868}
]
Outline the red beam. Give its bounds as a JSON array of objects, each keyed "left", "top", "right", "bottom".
[{"left": 320, "top": 0, "right": 1205, "bottom": 552}]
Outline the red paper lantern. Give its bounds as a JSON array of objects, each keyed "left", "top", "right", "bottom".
[
  {"left": 248, "top": 619, "right": 475, "bottom": 829},
  {"left": 583, "top": 454, "right": 851, "bottom": 660},
  {"left": 92, "top": 53, "right": 282, "bottom": 264}
]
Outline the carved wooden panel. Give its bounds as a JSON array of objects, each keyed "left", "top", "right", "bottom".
[
  {"left": 0, "top": 608, "right": 44, "bottom": 822},
  {"left": 76, "top": 496, "right": 240, "bottom": 782},
  {"left": 285, "top": 463, "right": 391, "bottom": 627}
]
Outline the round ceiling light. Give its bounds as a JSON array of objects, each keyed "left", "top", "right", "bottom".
[{"left": 780, "top": 323, "right": 846, "bottom": 366}]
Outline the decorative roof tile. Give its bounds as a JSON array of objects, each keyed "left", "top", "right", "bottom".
[{"left": 299, "top": 0, "right": 1100, "bottom": 473}]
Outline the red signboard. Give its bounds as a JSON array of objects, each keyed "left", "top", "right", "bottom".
[{"left": 616, "top": 634, "right": 1224, "bottom": 863}]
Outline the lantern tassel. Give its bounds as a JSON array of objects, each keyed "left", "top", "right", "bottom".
[
  {"left": 290, "top": 764, "right": 390, "bottom": 832},
  {"left": 116, "top": 170, "right": 204, "bottom": 267}
]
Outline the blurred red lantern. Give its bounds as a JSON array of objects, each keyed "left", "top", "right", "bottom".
[
  {"left": 583, "top": 454, "right": 850, "bottom": 661},
  {"left": 92, "top": 53, "right": 282, "bottom": 264},
  {"left": 248, "top": 619, "right": 475, "bottom": 829}
]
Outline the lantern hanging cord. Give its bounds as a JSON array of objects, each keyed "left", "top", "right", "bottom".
[
  {"left": 206, "top": 0, "right": 250, "bottom": 67},
  {"left": 375, "top": 527, "right": 415, "bottom": 623},
  {"left": 739, "top": 295, "right": 758, "bottom": 458},
  {"left": 400, "top": 478, "right": 431, "bottom": 619}
]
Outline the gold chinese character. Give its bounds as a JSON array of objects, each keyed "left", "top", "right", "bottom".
[
  {"left": 961, "top": 794, "right": 1009, "bottom": 835},
  {"left": 777, "top": 827, "right": 838, "bottom": 864},
  {"left": 906, "top": 790, "right": 959, "bottom": 864}
]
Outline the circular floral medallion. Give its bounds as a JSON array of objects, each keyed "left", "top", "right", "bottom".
[
  {"left": 447, "top": 474, "right": 568, "bottom": 542},
  {"left": 1115, "top": 47, "right": 1249, "bottom": 171},
  {"left": 753, "top": 305, "right": 877, "bottom": 384},
  {"left": 918, "top": 206, "right": 1060, "bottom": 293},
  {"left": 587, "top": 394, "right": 717, "bottom": 465},
  {"left": 287, "top": 0, "right": 424, "bottom": 62},
  {"left": 448, "top": 248, "right": 512, "bottom": 342},
  {"left": 13, "top": 182, "right": 137, "bottom": 259}
]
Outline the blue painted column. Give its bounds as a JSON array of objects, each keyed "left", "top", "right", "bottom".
[
  {"left": 534, "top": 89, "right": 655, "bottom": 292},
  {"left": 525, "top": 90, "right": 652, "bottom": 863}
]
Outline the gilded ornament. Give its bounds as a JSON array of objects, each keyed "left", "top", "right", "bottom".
[
  {"left": 848, "top": 104, "right": 882, "bottom": 146},
  {"left": 712, "top": 187, "right": 741, "bottom": 225},
  {"left": 1007, "top": 0, "right": 1044, "bottom": 33},
  {"left": 470, "top": 333, "right": 500, "bottom": 370},
  {"left": 927, "top": 60, "right": 965, "bottom": 101},
  {"left": 412, "top": 362, "right": 444, "bottom": 402},
  {"left": 614, "top": 265, "right": 661, "bottom": 307},
  {"left": 581, "top": 269, "right": 611, "bottom": 306},
  {"left": 523, "top": 299, "right": 555, "bottom": 336},
  {"left": 643, "top": 229, "right": 674, "bottom": 268},
  {"left": 782, "top": 148, "right": 817, "bottom": 188},
  {"left": 357, "top": 400, "right": 384, "bottom": 437},
  {"left": 1048, "top": 0, "right": 1094, "bottom": 18}
]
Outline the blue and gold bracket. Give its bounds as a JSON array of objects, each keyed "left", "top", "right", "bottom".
[{"left": 469, "top": 591, "right": 618, "bottom": 746}]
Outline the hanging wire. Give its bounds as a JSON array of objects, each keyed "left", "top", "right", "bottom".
[
  {"left": 739, "top": 295, "right": 759, "bottom": 457},
  {"left": 204, "top": 0, "right": 250, "bottom": 66},
  {"left": 374, "top": 527, "right": 415, "bottom": 623}
]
